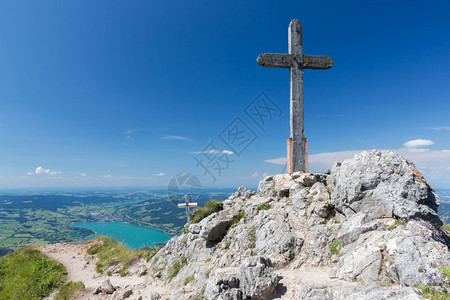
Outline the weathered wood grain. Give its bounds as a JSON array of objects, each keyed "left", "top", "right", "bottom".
[
  {"left": 303, "top": 55, "right": 334, "bottom": 70},
  {"left": 256, "top": 53, "right": 293, "bottom": 68},
  {"left": 257, "top": 18, "right": 333, "bottom": 173}
]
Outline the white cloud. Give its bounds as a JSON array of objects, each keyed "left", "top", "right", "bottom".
[
  {"left": 251, "top": 172, "right": 259, "bottom": 178},
  {"left": 153, "top": 172, "right": 166, "bottom": 176},
  {"left": 403, "top": 139, "right": 434, "bottom": 152},
  {"left": 80, "top": 172, "right": 87, "bottom": 177},
  {"left": 103, "top": 174, "right": 112, "bottom": 178},
  {"left": 431, "top": 126, "right": 450, "bottom": 131},
  {"left": 193, "top": 149, "right": 233, "bottom": 155},
  {"left": 160, "top": 135, "right": 191, "bottom": 141},
  {"left": 264, "top": 157, "right": 287, "bottom": 165},
  {"left": 27, "top": 166, "right": 62, "bottom": 176}
]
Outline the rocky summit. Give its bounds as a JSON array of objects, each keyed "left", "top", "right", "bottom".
[{"left": 151, "top": 150, "right": 449, "bottom": 299}]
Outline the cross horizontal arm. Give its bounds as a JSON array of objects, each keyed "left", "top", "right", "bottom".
[
  {"left": 178, "top": 203, "right": 198, "bottom": 208},
  {"left": 302, "top": 55, "right": 333, "bottom": 70},
  {"left": 257, "top": 53, "right": 293, "bottom": 68}
]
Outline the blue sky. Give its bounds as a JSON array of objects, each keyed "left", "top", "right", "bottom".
[{"left": 0, "top": 0, "right": 450, "bottom": 189}]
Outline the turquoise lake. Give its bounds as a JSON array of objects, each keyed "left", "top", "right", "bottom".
[{"left": 71, "top": 222, "right": 170, "bottom": 249}]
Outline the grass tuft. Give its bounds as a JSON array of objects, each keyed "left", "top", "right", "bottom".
[
  {"left": 168, "top": 255, "right": 188, "bottom": 281},
  {"left": 329, "top": 240, "right": 340, "bottom": 255},
  {"left": 183, "top": 200, "right": 224, "bottom": 233},
  {"left": 54, "top": 281, "right": 85, "bottom": 300},
  {"left": 248, "top": 228, "right": 256, "bottom": 249},
  {"left": 257, "top": 203, "right": 271, "bottom": 213},
  {"left": 184, "top": 274, "right": 195, "bottom": 286},
  {"left": 0, "top": 247, "right": 67, "bottom": 299},
  {"left": 86, "top": 236, "right": 155, "bottom": 275},
  {"left": 228, "top": 210, "right": 246, "bottom": 228}
]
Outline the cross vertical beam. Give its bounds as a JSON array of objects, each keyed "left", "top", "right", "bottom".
[
  {"left": 256, "top": 19, "right": 333, "bottom": 173},
  {"left": 177, "top": 194, "right": 198, "bottom": 223},
  {"left": 288, "top": 19, "right": 305, "bottom": 172}
]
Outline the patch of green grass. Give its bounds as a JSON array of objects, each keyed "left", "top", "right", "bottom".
[
  {"left": 329, "top": 240, "right": 340, "bottom": 255},
  {"left": 152, "top": 256, "right": 160, "bottom": 266},
  {"left": 394, "top": 217, "right": 407, "bottom": 226},
  {"left": 388, "top": 225, "right": 397, "bottom": 231},
  {"left": 224, "top": 241, "right": 231, "bottom": 249},
  {"left": 206, "top": 267, "right": 213, "bottom": 278},
  {"left": 184, "top": 274, "right": 195, "bottom": 285},
  {"left": 168, "top": 256, "right": 188, "bottom": 281},
  {"left": 87, "top": 236, "right": 153, "bottom": 275},
  {"left": 228, "top": 210, "right": 246, "bottom": 229},
  {"left": 440, "top": 266, "right": 450, "bottom": 278},
  {"left": 415, "top": 284, "right": 450, "bottom": 300},
  {"left": 182, "top": 237, "right": 188, "bottom": 245},
  {"left": 306, "top": 201, "right": 312, "bottom": 207},
  {"left": 248, "top": 228, "right": 256, "bottom": 249},
  {"left": 54, "top": 281, "right": 85, "bottom": 300},
  {"left": 442, "top": 224, "right": 450, "bottom": 235},
  {"left": 183, "top": 200, "right": 224, "bottom": 233},
  {"left": 257, "top": 203, "right": 271, "bottom": 213},
  {"left": 0, "top": 247, "right": 67, "bottom": 300}
]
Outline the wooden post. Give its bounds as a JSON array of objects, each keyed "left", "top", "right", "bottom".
[
  {"left": 178, "top": 194, "right": 198, "bottom": 223},
  {"left": 257, "top": 19, "right": 333, "bottom": 173},
  {"left": 287, "top": 138, "right": 293, "bottom": 174},
  {"left": 304, "top": 138, "right": 309, "bottom": 173}
]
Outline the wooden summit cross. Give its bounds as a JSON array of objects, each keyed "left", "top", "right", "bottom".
[
  {"left": 178, "top": 194, "right": 198, "bottom": 223},
  {"left": 257, "top": 19, "right": 333, "bottom": 173}
]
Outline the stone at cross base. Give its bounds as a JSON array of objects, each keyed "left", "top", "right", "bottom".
[{"left": 257, "top": 18, "right": 333, "bottom": 174}]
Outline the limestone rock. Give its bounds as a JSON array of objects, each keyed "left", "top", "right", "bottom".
[
  {"left": 331, "top": 150, "right": 441, "bottom": 226},
  {"left": 148, "top": 150, "right": 449, "bottom": 299},
  {"left": 95, "top": 279, "right": 115, "bottom": 294},
  {"left": 332, "top": 231, "right": 385, "bottom": 283},
  {"left": 239, "top": 256, "right": 279, "bottom": 298},
  {"left": 384, "top": 219, "right": 450, "bottom": 287},
  {"left": 199, "top": 213, "right": 229, "bottom": 242},
  {"left": 149, "top": 291, "right": 161, "bottom": 299}
]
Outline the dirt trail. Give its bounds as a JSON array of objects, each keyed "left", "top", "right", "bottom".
[{"left": 40, "top": 243, "right": 168, "bottom": 300}]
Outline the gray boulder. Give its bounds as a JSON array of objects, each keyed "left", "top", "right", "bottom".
[
  {"left": 331, "top": 150, "right": 441, "bottom": 226},
  {"left": 385, "top": 219, "right": 450, "bottom": 287},
  {"left": 239, "top": 256, "right": 279, "bottom": 299},
  {"left": 199, "top": 213, "right": 229, "bottom": 242}
]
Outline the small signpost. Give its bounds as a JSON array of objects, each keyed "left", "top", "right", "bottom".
[
  {"left": 178, "top": 194, "right": 198, "bottom": 222},
  {"left": 257, "top": 19, "right": 333, "bottom": 173}
]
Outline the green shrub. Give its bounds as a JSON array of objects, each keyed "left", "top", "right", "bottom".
[
  {"left": 87, "top": 236, "right": 154, "bottom": 275},
  {"left": 0, "top": 247, "right": 67, "bottom": 300},
  {"left": 184, "top": 274, "right": 195, "bottom": 285},
  {"left": 54, "top": 281, "right": 85, "bottom": 300},
  {"left": 329, "top": 240, "right": 340, "bottom": 255},
  {"left": 152, "top": 256, "right": 160, "bottom": 266},
  {"left": 257, "top": 203, "right": 271, "bottom": 213}
]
